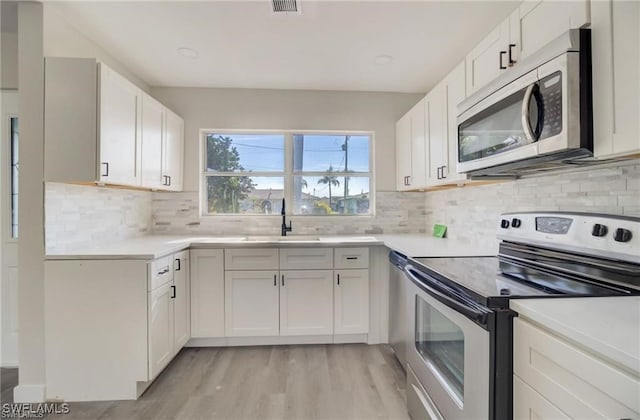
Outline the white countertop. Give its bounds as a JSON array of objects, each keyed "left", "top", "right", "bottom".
[
  {"left": 46, "top": 234, "right": 489, "bottom": 260},
  {"left": 510, "top": 297, "right": 640, "bottom": 375}
]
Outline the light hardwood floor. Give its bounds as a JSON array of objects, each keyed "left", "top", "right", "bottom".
[{"left": 5, "top": 344, "right": 409, "bottom": 420}]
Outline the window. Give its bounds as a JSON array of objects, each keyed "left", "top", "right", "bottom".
[
  {"left": 10, "top": 117, "right": 18, "bottom": 238},
  {"left": 202, "top": 131, "right": 373, "bottom": 216}
]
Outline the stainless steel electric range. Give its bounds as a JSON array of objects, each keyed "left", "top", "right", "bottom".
[{"left": 402, "top": 212, "right": 640, "bottom": 420}]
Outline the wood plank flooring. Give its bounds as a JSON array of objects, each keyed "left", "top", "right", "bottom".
[{"left": 4, "top": 344, "right": 409, "bottom": 420}]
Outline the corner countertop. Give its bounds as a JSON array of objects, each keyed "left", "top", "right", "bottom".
[
  {"left": 510, "top": 297, "right": 640, "bottom": 375},
  {"left": 45, "top": 234, "right": 489, "bottom": 260}
]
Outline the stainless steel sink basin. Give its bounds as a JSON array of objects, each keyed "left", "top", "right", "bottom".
[{"left": 244, "top": 235, "right": 320, "bottom": 242}]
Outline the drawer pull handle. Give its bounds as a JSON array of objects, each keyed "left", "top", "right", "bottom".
[
  {"left": 346, "top": 257, "right": 358, "bottom": 260},
  {"left": 157, "top": 268, "right": 170, "bottom": 275}
]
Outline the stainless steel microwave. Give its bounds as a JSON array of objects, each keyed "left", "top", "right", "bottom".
[{"left": 457, "top": 29, "right": 592, "bottom": 178}]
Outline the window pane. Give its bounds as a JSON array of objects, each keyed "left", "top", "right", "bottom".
[
  {"left": 10, "top": 117, "right": 18, "bottom": 238},
  {"left": 206, "top": 176, "right": 284, "bottom": 214},
  {"left": 205, "top": 134, "right": 284, "bottom": 172},
  {"left": 293, "top": 134, "right": 370, "bottom": 173},
  {"left": 293, "top": 175, "right": 370, "bottom": 215}
]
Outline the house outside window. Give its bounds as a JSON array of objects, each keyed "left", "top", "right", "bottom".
[{"left": 201, "top": 131, "right": 373, "bottom": 216}]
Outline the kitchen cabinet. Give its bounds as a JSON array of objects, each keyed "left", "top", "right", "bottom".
[
  {"left": 466, "top": 0, "right": 589, "bottom": 96},
  {"left": 172, "top": 251, "right": 190, "bottom": 351},
  {"left": 190, "top": 249, "right": 224, "bottom": 338},
  {"left": 225, "top": 270, "right": 280, "bottom": 337},
  {"left": 513, "top": 317, "right": 639, "bottom": 419},
  {"left": 280, "top": 270, "right": 334, "bottom": 336},
  {"left": 396, "top": 98, "right": 427, "bottom": 191},
  {"left": 141, "top": 94, "right": 165, "bottom": 189},
  {"left": 334, "top": 269, "right": 369, "bottom": 334},
  {"left": 592, "top": 0, "right": 640, "bottom": 159},
  {"left": 44, "top": 57, "right": 184, "bottom": 190},
  {"left": 148, "top": 281, "right": 174, "bottom": 380}
]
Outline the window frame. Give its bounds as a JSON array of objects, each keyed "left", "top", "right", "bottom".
[{"left": 199, "top": 129, "right": 375, "bottom": 217}]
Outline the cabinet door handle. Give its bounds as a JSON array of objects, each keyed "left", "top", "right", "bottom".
[
  {"left": 337, "top": 274, "right": 340, "bottom": 285},
  {"left": 441, "top": 165, "right": 447, "bottom": 179},
  {"left": 508, "top": 44, "right": 517, "bottom": 66},
  {"left": 168, "top": 176, "right": 172, "bottom": 186},
  {"left": 499, "top": 51, "right": 507, "bottom": 70},
  {"left": 175, "top": 258, "right": 181, "bottom": 271},
  {"left": 437, "top": 166, "right": 441, "bottom": 180},
  {"left": 281, "top": 274, "right": 285, "bottom": 287},
  {"left": 406, "top": 175, "right": 411, "bottom": 186},
  {"left": 170, "top": 285, "right": 176, "bottom": 299},
  {"left": 101, "top": 162, "right": 109, "bottom": 177},
  {"left": 274, "top": 274, "right": 277, "bottom": 286}
]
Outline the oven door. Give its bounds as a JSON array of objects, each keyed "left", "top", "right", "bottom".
[
  {"left": 457, "top": 52, "right": 577, "bottom": 174},
  {"left": 405, "top": 265, "right": 491, "bottom": 420}
]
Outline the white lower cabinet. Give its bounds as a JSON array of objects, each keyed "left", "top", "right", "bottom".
[
  {"left": 172, "top": 251, "right": 190, "bottom": 351},
  {"left": 148, "top": 282, "right": 174, "bottom": 380},
  {"left": 334, "top": 269, "right": 369, "bottom": 334},
  {"left": 225, "top": 270, "right": 280, "bottom": 337},
  {"left": 280, "top": 270, "right": 334, "bottom": 336},
  {"left": 513, "top": 318, "right": 640, "bottom": 419},
  {"left": 190, "top": 249, "right": 225, "bottom": 337}
]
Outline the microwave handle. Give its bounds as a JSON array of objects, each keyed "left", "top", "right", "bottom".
[{"left": 521, "top": 83, "right": 538, "bottom": 144}]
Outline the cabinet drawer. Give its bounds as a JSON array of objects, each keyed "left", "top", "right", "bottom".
[
  {"left": 225, "top": 248, "right": 279, "bottom": 270},
  {"left": 334, "top": 247, "right": 369, "bottom": 269},
  {"left": 149, "top": 256, "right": 173, "bottom": 290},
  {"left": 513, "top": 318, "right": 640, "bottom": 418},
  {"left": 280, "top": 248, "right": 333, "bottom": 270}
]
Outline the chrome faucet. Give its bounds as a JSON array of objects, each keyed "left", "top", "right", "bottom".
[{"left": 281, "top": 198, "right": 292, "bottom": 236}]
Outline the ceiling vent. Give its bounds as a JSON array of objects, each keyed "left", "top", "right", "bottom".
[{"left": 272, "top": 0, "right": 299, "bottom": 13}]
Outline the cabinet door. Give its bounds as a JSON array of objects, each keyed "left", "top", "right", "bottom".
[
  {"left": 466, "top": 18, "right": 510, "bottom": 95},
  {"left": 173, "top": 251, "right": 190, "bottom": 351},
  {"left": 592, "top": 0, "right": 640, "bottom": 158},
  {"left": 512, "top": 0, "right": 589, "bottom": 64},
  {"left": 280, "top": 270, "right": 333, "bottom": 336},
  {"left": 225, "top": 270, "right": 279, "bottom": 337},
  {"left": 163, "top": 109, "right": 184, "bottom": 191},
  {"left": 140, "top": 94, "right": 165, "bottom": 189},
  {"left": 334, "top": 269, "right": 369, "bottom": 335},
  {"left": 514, "top": 375, "right": 570, "bottom": 420},
  {"left": 190, "top": 249, "right": 224, "bottom": 338},
  {"left": 426, "top": 82, "right": 446, "bottom": 186},
  {"left": 148, "top": 282, "right": 174, "bottom": 380},
  {"left": 409, "top": 98, "right": 427, "bottom": 189},
  {"left": 98, "top": 63, "right": 141, "bottom": 186},
  {"left": 396, "top": 113, "right": 412, "bottom": 191},
  {"left": 445, "top": 61, "right": 467, "bottom": 183}
]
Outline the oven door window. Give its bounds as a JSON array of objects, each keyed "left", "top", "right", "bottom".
[
  {"left": 415, "top": 295, "right": 465, "bottom": 402},
  {"left": 458, "top": 84, "right": 540, "bottom": 163}
]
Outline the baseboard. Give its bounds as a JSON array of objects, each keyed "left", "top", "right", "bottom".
[
  {"left": 334, "top": 333, "right": 368, "bottom": 344},
  {"left": 13, "top": 384, "right": 46, "bottom": 403},
  {"left": 186, "top": 334, "right": 370, "bottom": 347}
]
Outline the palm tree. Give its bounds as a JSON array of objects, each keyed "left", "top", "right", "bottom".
[{"left": 317, "top": 165, "right": 340, "bottom": 209}]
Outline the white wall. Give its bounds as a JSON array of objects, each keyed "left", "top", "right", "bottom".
[
  {"left": 42, "top": 3, "right": 149, "bottom": 92},
  {"left": 1, "top": 2, "right": 18, "bottom": 89},
  {"left": 150, "top": 87, "right": 422, "bottom": 192}
]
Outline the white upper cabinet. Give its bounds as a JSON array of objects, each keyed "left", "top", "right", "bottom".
[
  {"left": 44, "top": 58, "right": 184, "bottom": 191},
  {"left": 466, "top": 0, "right": 589, "bottom": 96},
  {"left": 163, "top": 109, "right": 185, "bottom": 191},
  {"left": 141, "top": 94, "right": 165, "bottom": 189},
  {"left": 592, "top": 0, "right": 640, "bottom": 158},
  {"left": 513, "top": 0, "right": 589, "bottom": 63},
  {"left": 466, "top": 18, "right": 511, "bottom": 96},
  {"left": 445, "top": 62, "right": 467, "bottom": 184},
  {"left": 396, "top": 98, "right": 427, "bottom": 191},
  {"left": 99, "top": 63, "right": 142, "bottom": 187}
]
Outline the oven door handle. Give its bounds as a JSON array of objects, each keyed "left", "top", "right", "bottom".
[{"left": 404, "top": 265, "right": 488, "bottom": 326}]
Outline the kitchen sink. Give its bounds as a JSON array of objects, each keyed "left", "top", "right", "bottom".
[{"left": 244, "top": 235, "right": 320, "bottom": 242}]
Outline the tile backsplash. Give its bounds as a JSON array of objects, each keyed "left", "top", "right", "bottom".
[
  {"left": 151, "top": 191, "right": 428, "bottom": 236},
  {"left": 45, "top": 182, "right": 152, "bottom": 252},
  {"left": 423, "top": 160, "right": 640, "bottom": 252}
]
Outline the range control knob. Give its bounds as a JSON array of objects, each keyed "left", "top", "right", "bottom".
[
  {"left": 500, "top": 219, "right": 510, "bottom": 229},
  {"left": 591, "top": 223, "right": 608, "bottom": 237},
  {"left": 614, "top": 228, "right": 633, "bottom": 243},
  {"left": 511, "top": 218, "right": 522, "bottom": 228},
  {"left": 500, "top": 288, "right": 511, "bottom": 296}
]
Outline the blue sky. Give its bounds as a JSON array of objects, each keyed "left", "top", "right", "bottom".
[{"left": 209, "top": 133, "right": 371, "bottom": 197}]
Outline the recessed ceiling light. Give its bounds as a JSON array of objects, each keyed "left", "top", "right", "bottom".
[
  {"left": 374, "top": 55, "right": 393, "bottom": 66},
  {"left": 177, "top": 47, "right": 199, "bottom": 59}
]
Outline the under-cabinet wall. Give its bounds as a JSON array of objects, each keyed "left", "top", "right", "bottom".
[
  {"left": 423, "top": 160, "right": 640, "bottom": 253},
  {"left": 45, "top": 182, "right": 152, "bottom": 253}
]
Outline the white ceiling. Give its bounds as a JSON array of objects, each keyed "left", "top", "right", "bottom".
[{"left": 48, "top": 1, "right": 520, "bottom": 93}]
